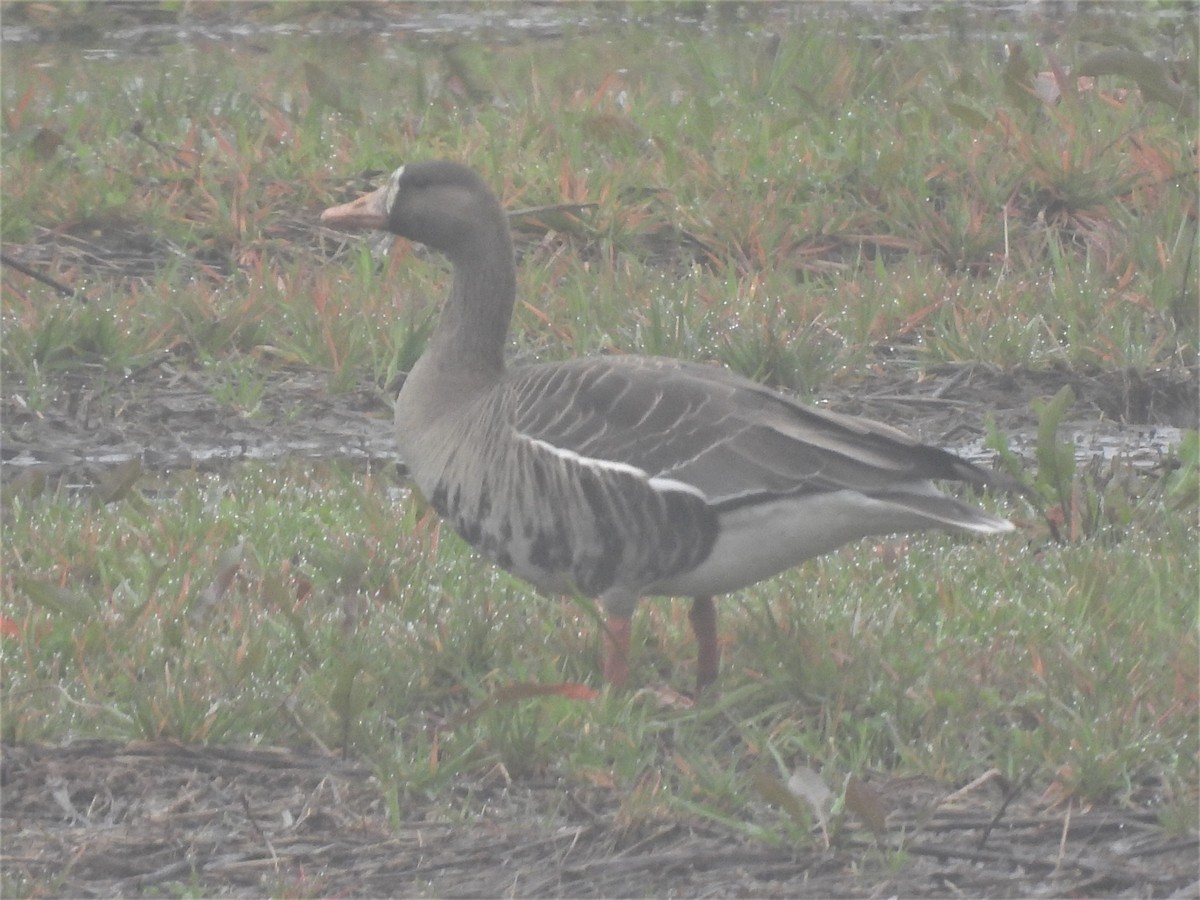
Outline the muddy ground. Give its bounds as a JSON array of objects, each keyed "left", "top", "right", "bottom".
[{"left": 2, "top": 338, "right": 1196, "bottom": 486}]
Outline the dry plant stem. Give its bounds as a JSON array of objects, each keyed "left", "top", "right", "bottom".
[{"left": 1, "top": 252, "right": 82, "bottom": 299}]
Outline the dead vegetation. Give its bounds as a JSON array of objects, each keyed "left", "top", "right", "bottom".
[{"left": 3, "top": 740, "right": 1196, "bottom": 898}]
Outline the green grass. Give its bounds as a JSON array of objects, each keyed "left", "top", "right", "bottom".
[
  {"left": 4, "top": 445, "right": 1196, "bottom": 816},
  {"left": 3, "top": 4, "right": 1195, "bottom": 388},
  {"left": 2, "top": 0, "right": 1197, "bottom": 860}
]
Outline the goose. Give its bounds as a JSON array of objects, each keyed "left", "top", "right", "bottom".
[{"left": 321, "top": 160, "right": 1017, "bottom": 691}]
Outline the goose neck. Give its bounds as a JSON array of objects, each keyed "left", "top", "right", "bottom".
[{"left": 427, "top": 234, "right": 515, "bottom": 376}]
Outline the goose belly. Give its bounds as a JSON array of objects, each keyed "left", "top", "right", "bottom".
[
  {"left": 650, "top": 489, "right": 944, "bottom": 598},
  {"left": 419, "top": 426, "right": 717, "bottom": 600}
]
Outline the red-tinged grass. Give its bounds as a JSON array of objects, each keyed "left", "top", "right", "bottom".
[{"left": 4, "top": 14, "right": 1195, "bottom": 389}]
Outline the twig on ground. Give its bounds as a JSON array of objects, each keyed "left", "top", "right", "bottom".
[{"left": 1, "top": 252, "right": 83, "bottom": 299}]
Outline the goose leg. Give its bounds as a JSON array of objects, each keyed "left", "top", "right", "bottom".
[
  {"left": 602, "top": 615, "right": 632, "bottom": 689},
  {"left": 689, "top": 595, "right": 720, "bottom": 691}
]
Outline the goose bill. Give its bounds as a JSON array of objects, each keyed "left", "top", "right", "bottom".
[{"left": 321, "top": 183, "right": 391, "bottom": 230}]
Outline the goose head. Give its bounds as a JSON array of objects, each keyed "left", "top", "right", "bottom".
[
  {"left": 321, "top": 160, "right": 518, "bottom": 375},
  {"left": 321, "top": 161, "right": 508, "bottom": 265}
]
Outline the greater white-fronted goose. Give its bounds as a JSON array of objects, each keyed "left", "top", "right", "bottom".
[{"left": 321, "top": 160, "right": 1017, "bottom": 691}]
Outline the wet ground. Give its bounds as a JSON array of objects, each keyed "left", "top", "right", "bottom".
[{"left": 1, "top": 349, "right": 1193, "bottom": 487}]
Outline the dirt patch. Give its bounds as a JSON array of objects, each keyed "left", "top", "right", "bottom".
[
  {"left": 1, "top": 360, "right": 399, "bottom": 482},
  {"left": 1, "top": 355, "right": 1194, "bottom": 490},
  {"left": 3, "top": 740, "right": 1195, "bottom": 898}
]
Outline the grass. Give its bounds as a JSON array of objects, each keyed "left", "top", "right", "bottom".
[
  {"left": 3, "top": 4, "right": 1196, "bottom": 386},
  {"left": 2, "top": 0, "right": 1198, "bottom": 870},
  {"left": 4, "top": 445, "right": 1196, "bottom": 817}
]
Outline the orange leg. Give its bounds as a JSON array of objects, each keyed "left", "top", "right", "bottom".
[
  {"left": 689, "top": 595, "right": 720, "bottom": 691},
  {"left": 602, "top": 615, "right": 632, "bottom": 689}
]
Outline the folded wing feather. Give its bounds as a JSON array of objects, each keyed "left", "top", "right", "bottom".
[{"left": 506, "top": 355, "right": 1000, "bottom": 506}]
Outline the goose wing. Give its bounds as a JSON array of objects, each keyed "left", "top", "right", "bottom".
[{"left": 505, "top": 355, "right": 1000, "bottom": 509}]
